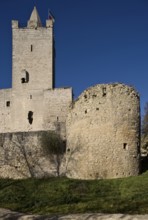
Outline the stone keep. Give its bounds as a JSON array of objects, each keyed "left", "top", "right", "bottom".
[
  {"left": 0, "top": 7, "right": 72, "bottom": 178},
  {"left": 0, "top": 7, "right": 72, "bottom": 134},
  {"left": 65, "top": 84, "right": 140, "bottom": 179}
]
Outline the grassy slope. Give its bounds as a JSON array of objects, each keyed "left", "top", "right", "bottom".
[{"left": 0, "top": 171, "right": 147, "bottom": 215}]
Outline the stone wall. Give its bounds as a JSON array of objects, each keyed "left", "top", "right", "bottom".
[
  {"left": 0, "top": 131, "right": 65, "bottom": 179},
  {"left": 0, "top": 88, "right": 72, "bottom": 134},
  {"left": 65, "top": 83, "right": 140, "bottom": 179}
]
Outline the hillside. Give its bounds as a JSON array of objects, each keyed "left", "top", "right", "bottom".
[{"left": 0, "top": 171, "right": 147, "bottom": 215}]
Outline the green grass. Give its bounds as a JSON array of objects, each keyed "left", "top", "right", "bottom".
[{"left": 0, "top": 171, "right": 148, "bottom": 215}]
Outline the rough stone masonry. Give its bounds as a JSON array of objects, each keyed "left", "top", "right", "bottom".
[
  {"left": 65, "top": 83, "right": 140, "bottom": 179},
  {"left": 0, "top": 7, "right": 141, "bottom": 179}
]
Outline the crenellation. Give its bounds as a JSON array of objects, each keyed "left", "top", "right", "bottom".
[
  {"left": 46, "top": 19, "right": 53, "bottom": 28},
  {"left": 12, "top": 20, "right": 18, "bottom": 29}
]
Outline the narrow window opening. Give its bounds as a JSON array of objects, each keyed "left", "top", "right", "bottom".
[
  {"left": 25, "top": 71, "right": 29, "bottom": 83},
  {"left": 102, "top": 87, "right": 106, "bottom": 96},
  {"left": 6, "top": 101, "right": 10, "bottom": 107},
  {"left": 96, "top": 108, "right": 99, "bottom": 111},
  {"left": 85, "top": 110, "right": 87, "bottom": 114},
  {"left": 28, "top": 111, "right": 33, "bottom": 124},
  {"left": 21, "top": 70, "right": 29, "bottom": 84},
  {"left": 123, "top": 143, "right": 128, "bottom": 150},
  {"left": 67, "top": 148, "right": 70, "bottom": 152},
  {"left": 31, "top": 45, "right": 33, "bottom": 52},
  {"left": 30, "top": 95, "right": 32, "bottom": 99}
]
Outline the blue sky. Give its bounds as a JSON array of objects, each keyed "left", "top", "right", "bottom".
[{"left": 0, "top": 0, "right": 148, "bottom": 116}]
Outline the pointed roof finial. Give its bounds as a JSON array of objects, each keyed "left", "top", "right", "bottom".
[{"left": 27, "top": 6, "right": 42, "bottom": 28}]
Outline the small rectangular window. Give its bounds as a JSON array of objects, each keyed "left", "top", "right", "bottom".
[
  {"left": 6, "top": 101, "right": 10, "bottom": 107},
  {"left": 102, "top": 87, "right": 106, "bottom": 96},
  {"left": 30, "top": 95, "right": 32, "bottom": 99},
  {"left": 123, "top": 143, "right": 128, "bottom": 150},
  {"left": 31, "top": 45, "right": 33, "bottom": 52},
  {"left": 21, "top": 78, "right": 26, "bottom": 83}
]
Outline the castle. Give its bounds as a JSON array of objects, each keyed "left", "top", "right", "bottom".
[{"left": 0, "top": 7, "right": 140, "bottom": 179}]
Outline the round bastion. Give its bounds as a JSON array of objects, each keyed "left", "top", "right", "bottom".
[{"left": 65, "top": 83, "right": 140, "bottom": 179}]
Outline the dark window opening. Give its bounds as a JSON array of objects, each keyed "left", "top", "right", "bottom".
[
  {"left": 25, "top": 71, "right": 29, "bottom": 83},
  {"left": 85, "top": 110, "right": 87, "bottom": 114},
  {"left": 123, "top": 143, "right": 128, "bottom": 150},
  {"left": 6, "top": 101, "right": 10, "bottom": 107},
  {"left": 67, "top": 148, "right": 70, "bottom": 152},
  {"left": 84, "top": 94, "right": 87, "bottom": 99},
  {"left": 21, "top": 78, "right": 26, "bottom": 83},
  {"left": 28, "top": 111, "right": 33, "bottom": 124},
  {"left": 30, "top": 95, "right": 32, "bottom": 99},
  {"left": 57, "top": 116, "right": 59, "bottom": 121},
  {"left": 21, "top": 71, "right": 29, "bottom": 84},
  {"left": 31, "top": 45, "right": 33, "bottom": 52},
  {"left": 96, "top": 108, "right": 99, "bottom": 110},
  {"left": 102, "top": 87, "right": 106, "bottom": 96}
]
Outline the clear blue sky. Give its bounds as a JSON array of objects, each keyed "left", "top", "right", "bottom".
[{"left": 0, "top": 0, "right": 148, "bottom": 116}]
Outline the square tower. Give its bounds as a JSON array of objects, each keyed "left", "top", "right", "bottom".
[{"left": 12, "top": 7, "right": 54, "bottom": 91}]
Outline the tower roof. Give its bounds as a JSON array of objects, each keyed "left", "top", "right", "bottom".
[{"left": 27, "top": 6, "right": 42, "bottom": 28}]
